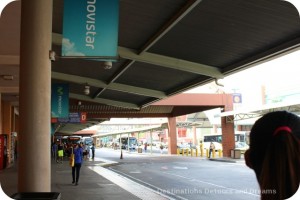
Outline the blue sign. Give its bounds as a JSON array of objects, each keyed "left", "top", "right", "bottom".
[
  {"left": 62, "top": 0, "right": 119, "bottom": 59},
  {"left": 57, "top": 112, "right": 87, "bottom": 123},
  {"left": 233, "top": 93, "right": 242, "bottom": 104},
  {"left": 51, "top": 84, "right": 69, "bottom": 118}
]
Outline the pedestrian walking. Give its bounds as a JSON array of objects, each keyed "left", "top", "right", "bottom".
[
  {"left": 52, "top": 142, "right": 57, "bottom": 161},
  {"left": 208, "top": 142, "right": 215, "bottom": 158},
  {"left": 144, "top": 142, "right": 147, "bottom": 153},
  {"left": 91, "top": 143, "right": 95, "bottom": 159},
  {"left": 72, "top": 143, "right": 83, "bottom": 186},
  {"left": 87, "top": 144, "right": 91, "bottom": 158},
  {"left": 57, "top": 142, "right": 64, "bottom": 163},
  {"left": 160, "top": 143, "right": 164, "bottom": 154}
]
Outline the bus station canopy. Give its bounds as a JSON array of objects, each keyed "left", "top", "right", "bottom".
[
  {"left": 1, "top": 0, "right": 300, "bottom": 134},
  {"left": 216, "top": 101, "right": 300, "bottom": 122},
  {"left": 92, "top": 123, "right": 168, "bottom": 138}
]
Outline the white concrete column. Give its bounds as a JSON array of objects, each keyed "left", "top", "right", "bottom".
[
  {"left": 18, "top": 0, "right": 53, "bottom": 192},
  {"left": 192, "top": 126, "right": 197, "bottom": 145}
]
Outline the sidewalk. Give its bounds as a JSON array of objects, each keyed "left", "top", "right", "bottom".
[{"left": 0, "top": 156, "right": 169, "bottom": 200}]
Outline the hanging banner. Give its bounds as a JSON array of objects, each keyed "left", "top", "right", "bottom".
[
  {"left": 51, "top": 84, "right": 69, "bottom": 118},
  {"left": 62, "top": 0, "right": 119, "bottom": 59}
]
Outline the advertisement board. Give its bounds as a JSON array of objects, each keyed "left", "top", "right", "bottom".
[{"left": 62, "top": 0, "right": 119, "bottom": 59}]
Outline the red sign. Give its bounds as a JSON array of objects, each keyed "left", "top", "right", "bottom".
[
  {"left": 81, "top": 112, "right": 87, "bottom": 123},
  {"left": 51, "top": 118, "right": 58, "bottom": 123}
]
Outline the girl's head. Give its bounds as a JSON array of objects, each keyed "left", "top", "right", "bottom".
[{"left": 245, "top": 111, "right": 300, "bottom": 199}]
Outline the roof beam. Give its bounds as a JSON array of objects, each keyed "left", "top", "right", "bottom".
[
  {"left": 52, "top": 33, "right": 223, "bottom": 78},
  {"left": 69, "top": 93, "right": 140, "bottom": 110},
  {"left": 52, "top": 72, "right": 166, "bottom": 98},
  {"left": 118, "top": 46, "right": 224, "bottom": 78},
  {"left": 139, "top": 0, "right": 203, "bottom": 53}
]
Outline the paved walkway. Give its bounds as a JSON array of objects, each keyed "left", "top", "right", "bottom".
[
  {"left": 0, "top": 151, "right": 245, "bottom": 200},
  {"left": 0, "top": 156, "right": 171, "bottom": 200}
]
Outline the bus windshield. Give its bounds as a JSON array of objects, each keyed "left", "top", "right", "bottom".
[
  {"left": 119, "top": 137, "right": 137, "bottom": 150},
  {"left": 67, "top": 136, "right": 82, "bottom": 144},
  {"left": 82, "top": 137, "right": 93, "bottom": 146}
]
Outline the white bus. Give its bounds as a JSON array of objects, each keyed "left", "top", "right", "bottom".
[{"left": 81, "top": 137, "right": 93, "bottom": 146}]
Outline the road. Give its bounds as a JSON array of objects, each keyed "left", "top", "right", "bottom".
[{"left": 94, "top": 148, "right": 260, "bottom": 200}]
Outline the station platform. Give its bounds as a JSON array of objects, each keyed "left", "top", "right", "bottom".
[
  {"left": 0, "top": 150, "right": 245, "bottom": 200},
  {"left": 0, "top": 156, "right": 171, "bottom": 200}
]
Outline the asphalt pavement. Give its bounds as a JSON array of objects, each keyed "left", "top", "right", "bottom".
[{"left": 0, "top": 148, "right": 248, "bottom": 200}]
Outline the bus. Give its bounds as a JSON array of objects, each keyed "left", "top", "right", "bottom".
[
  {"left": 203, "top": 131, "right": 249, "bottom": 144},
  {"left": 81, "top": 137, "right": 93, "bottom": 146},
  {"left": 203, "top": 131, "right": 250, "bottom": 152},
  {"left": 119, "top": 137, "right": 138, "bottom": 150},
  {"left": 67, "top": 136, "right": 82, "bottom": 144}
]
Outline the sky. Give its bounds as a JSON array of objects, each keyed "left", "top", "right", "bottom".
[{"left": 186, "top": 48, "right": 300, "bottom": 109}]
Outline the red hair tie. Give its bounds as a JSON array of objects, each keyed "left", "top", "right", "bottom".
[{"left": 273, "top": 126, "right": 292, "bottom": 136}]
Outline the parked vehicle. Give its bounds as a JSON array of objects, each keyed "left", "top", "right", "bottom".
[
  {"left": 177, "top": 143, "right": 196, "bottom": 154},
  {"left": 235, "top": 142, "right": 249, "bottom": 154}
]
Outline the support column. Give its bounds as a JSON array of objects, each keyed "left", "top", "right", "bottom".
[
  {"left": 192, "top": 126, "right": 197, "bottom": 145},
  {"left": 18, "top": 0, "right": 53, "bottom": 192},
  {"left": 168, "top": 117, "right": 177, "bottom": 154},
  {"left": 221, "top": 116, "right": 235, "bottom": 157}
]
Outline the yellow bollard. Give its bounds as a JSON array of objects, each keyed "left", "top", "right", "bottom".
[
  {"left": 200, "top": 144, "right": 204, "bottom": 157},
  {"left": 206, "top": 149, "right": 209, "bottom": 158},
  {"left": 212, "top": 149, "right": 216, "bottom": 158},
  {"left": 219, "top": 149, "right": 222, "bottom": 158},
  {"left": 196, "top": 148, "right": 198, "bottom": 157},
  {"left": 182, "top": 149, "right": 184, "bottom": 156},
  {"left": 191, "top": 149, "right": 193, "bottom": 157}
]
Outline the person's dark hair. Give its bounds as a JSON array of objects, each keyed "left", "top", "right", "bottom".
[{"left": 246, "top": 111, "right": 300, "bottom": 200}]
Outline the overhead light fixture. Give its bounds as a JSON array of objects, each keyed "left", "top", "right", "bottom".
[
  {"left": 49, "top": 50, "right": 56, "bottom": 61},
  {"left": 103, "top": 61, "right": 112, "bottom": 69},
  {"left": 84, "top": 84, "right": 90, "bottom": 95}
]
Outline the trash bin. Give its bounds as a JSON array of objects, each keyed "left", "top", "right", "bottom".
[
  {"left": 230, "top": 149, "right": 241, "bottom": 159},
  {"left": 138, "top": 148, "right": 142, "bottom": 153},
  {"left": 11, "top": 192, "right": 61, "bottom": 200}
]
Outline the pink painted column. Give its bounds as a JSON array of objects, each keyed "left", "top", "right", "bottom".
[
  {"left": 168, "top": 117, "right": 177, "bottom": 154},
  {"left": 221, "top": 116, "right": 235, "bottom": 157},
  {"left": 192, "top": 126, "right": 197, "bottom": 145},
  {"left": 221, "top": 94, "right": 234, "bottom": 157}
]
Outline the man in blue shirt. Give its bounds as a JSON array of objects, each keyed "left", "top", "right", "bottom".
[{"left": 72, "top": 143, "right": 83, "bottom": 185}]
